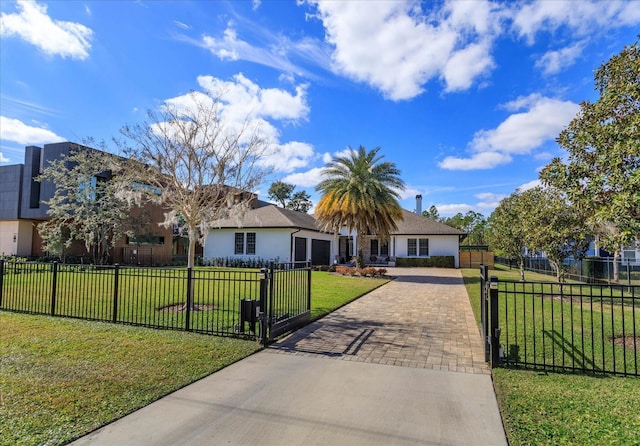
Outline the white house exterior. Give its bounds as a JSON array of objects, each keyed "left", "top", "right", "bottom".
[
  {"left": 204, "top": 200, "right": 337, "bottom": 264},
  {"left": 205, "top": 201, "right": 464, "bottom": 267},
  {"left": 336, "top": 209, "right": 465, "bottom": 267}
]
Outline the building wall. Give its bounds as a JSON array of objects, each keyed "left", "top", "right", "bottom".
[
  {"left": 0, "top": 220, "right": 33, "bottom": 256},
  {"left": 0, "top": 164, "right": 23, "bottom": 220},
  {"left": 204, "top": 228, "right": 336, "bottom": 264},
  {"left": 393, "top": 235, "right": 460, "bottom": 268}
]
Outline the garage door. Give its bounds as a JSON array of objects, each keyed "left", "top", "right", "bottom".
[{"left": 311, "top": 239, "right": 331, "bottom": 265}]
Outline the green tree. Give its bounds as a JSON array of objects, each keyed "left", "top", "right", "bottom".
[
  {"left": 119, "top": 91, "right": 270, "bottom": 270},
  {"left": 37, "top": 145, "right": 137, "bottom": 264},
  {"left": 540, "top": 38, "right": 640, "bottom": 281},
  {"left": 488, "top": 192, "right": 528, "bottom": 280},
  {"left": 267, "top": 180, "right": 312, "bottom": 213},
  {"left": 443, "top": 211, "right": 487, "bottom": 245},
  {"left": 267, "top": 181, "right": 295, "bottom": 207},
  {"left": 288, "top": 190, "right": 312, "bottom": 213},
  {"left": 520, "top": 187, "right": 591, "bottom": 282},
  {"left": 422, "top": 205, "right": 440, "bottom": 221},
  {"left": 315, "top": 146, "right": 405, "bottom": 268}
]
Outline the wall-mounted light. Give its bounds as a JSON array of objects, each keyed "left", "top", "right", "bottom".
[{"left": 13, "top": 234, "right": 17, "bottom": 243}]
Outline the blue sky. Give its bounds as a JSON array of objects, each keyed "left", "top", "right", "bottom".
[{"left": 1, "top": 0, "right": 638, "bottom": 217}]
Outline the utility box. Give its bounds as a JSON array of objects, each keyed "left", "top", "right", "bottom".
[{"left": 239, "top": 299, "right": 260, "bottom": 333}]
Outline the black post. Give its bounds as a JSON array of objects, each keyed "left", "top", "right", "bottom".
[
  {"left": 489, "top": 275, "right": 500, "bottom": 368},
  {"left": 307, "top": 261, "right": 312, "bottom": 312},
  {"left": 112, "top": 264, "right": 120, "bottom": 323},
  {"left": 258, "top": 267, "right": 269, "bottom": 344},
  {"left": 51, "top": 261, "right": 58, "bottom": 316},
  {"left": 0, "top": 259, "right": 4, "bottom": 307},
  {"left": 185, "top": 267, "right": 193, "bottom": 331},
  {"left": 480, "top": 265, "right": 490, "bottom": 362}
]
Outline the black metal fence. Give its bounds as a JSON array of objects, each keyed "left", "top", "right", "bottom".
[
  {"left": 0, "top": 260, "right": 311, "bottom": 343},
  {"left": 480, "top": 266, "right": 640, "bottom": 376},
  {"left": 495, "top": 256, "right": 640, "bottom": 289}
]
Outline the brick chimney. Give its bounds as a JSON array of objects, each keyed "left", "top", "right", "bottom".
[{"left": 415, "top": 194, "right": 422, "bottom": 214}]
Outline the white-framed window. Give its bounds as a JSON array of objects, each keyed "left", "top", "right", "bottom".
[
  {"left": 234, "top": 232, "right": 256, "bottom": 255},
  {"left": 408, "top": 238, "right": 429, "bottom": 256}
]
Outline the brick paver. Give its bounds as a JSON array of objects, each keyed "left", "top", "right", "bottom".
[{"left": 270, "top": 267, "right": 490, "bottom": 374}]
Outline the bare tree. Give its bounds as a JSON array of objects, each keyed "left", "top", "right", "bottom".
[{"left": 118, "top": 91, "right": 271, "bottom": 269}]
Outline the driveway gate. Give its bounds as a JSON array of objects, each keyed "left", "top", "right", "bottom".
[{"left": 239, "top": 261, "right": 312, "bottom": 344}]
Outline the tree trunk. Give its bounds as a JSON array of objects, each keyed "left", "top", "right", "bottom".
[
  {"left": 613, "top": 249, "right": 620, "bottom": 282},
  {"left": 182, "top": 227, "right": 198, "bottom": 311},
  {"left": 518, "top": 257, "right": 525, "bottom": 281},
  {"left": 187, "top": 228, "right": 197, "bottom": 269}
]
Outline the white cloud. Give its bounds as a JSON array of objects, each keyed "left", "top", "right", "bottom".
[
  {"left": 173, "top": 20, "right": 191, "bottom": 30},
  {"left": 309, "top": 0, "right": 501, "bottom": 100},
  {"left": 197, "top": 74, "right": 309, "bottom": 122},
  {"left": 439, "top": 151, "right": 512, "bottom": 170},
  {"left": 443, "top": 38, "right": 495, "bottom": 92},
  {"left": 0, "top": 116, "right": 65, "bottom": 145},
  {"left": 439, "top": 94, "right": 578, "bottom": 171},
  {"left": 471, "top": 95, "right": 579, "bottom": 155},
  {"left": 0, "top": 0, "right": 93, "bottom": 60},
  {"left": 0, "top": 152, "right": 9, "bottom": 163},
  {"left": 437, "top": 203, "right": 474, "bottom": 215},
  {"left": 511, "top": 0, "right": 640, "bottom": 43},
  {"left": 200, "top": 23, "right": 330, "bottom": 76},
  {"left": 160, "top": 74, "right": 315, "bottom": 174},
  {"left": 262, "top": 141, "right": 315, "bottom": 173},
  {"left": 517, "top": 179, "right": 541, "bottom": 192},
  {"left": 283, "top": 167, "right": 325, "bottom": 188},
  {"left": 535, "top": 42, "right": 584, "bottom": 75}
]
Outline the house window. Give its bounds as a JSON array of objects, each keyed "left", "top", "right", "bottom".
[
  {"left": 235, "top": 232, "right": 257, "bottom": 255},
  {"left": 380, "top": 241, "right": 389, "bottom": 256},
  {"left": 370, "top": 239, "right": 379, "bottom": 256},
  {"left": 408, "top": 238, "right": 429, "bottom": 256},
  {"left": 419, "top": 238, "right": 429, "bottom": 256},
  {"left": 246, "top": 232, "right": 256, "bottom": 255},
  {"left": 408, "top": 239, "right": 417, "bottom": 256},
  {"left": 234, "top": 233, "right": 244, "bottom": 254}
]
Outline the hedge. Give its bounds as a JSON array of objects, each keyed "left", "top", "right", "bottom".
[{"left": 395, "top": 256, "right": 455, "bottom": 268}]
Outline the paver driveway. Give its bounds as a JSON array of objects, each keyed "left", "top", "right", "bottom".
[{"left": 271, "top": 267, "right": 489, "bottom": 374}]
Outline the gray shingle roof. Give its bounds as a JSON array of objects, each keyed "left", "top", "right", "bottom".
[
  {"left": 212, "top": 201, "right": 324, "bottom": 232},
  {"left": 212, "top": 203, "right": 462, "bottom": 236},
  {"left": 391, "top": 209, "right": 465, "bottom": 236}
]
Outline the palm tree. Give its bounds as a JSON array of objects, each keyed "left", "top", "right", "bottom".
[{"left": 315, "top": 146, "right": 405, "bottom": 267}]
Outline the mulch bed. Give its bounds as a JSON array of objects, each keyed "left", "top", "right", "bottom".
[
  {"left": 610, "top": 335, "right": 640, "bottom": 351},
  {"left": 158, "top": 304, "right": 217, "bottom": 313}
]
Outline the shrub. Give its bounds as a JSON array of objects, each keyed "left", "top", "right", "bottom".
[{"left": 395, "top": 256, "right": 455, "bottom": 268}]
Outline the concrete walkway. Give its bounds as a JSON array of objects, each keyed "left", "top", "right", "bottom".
[{"left": 72, "top": 268, "right": 507, "bottom": 446}]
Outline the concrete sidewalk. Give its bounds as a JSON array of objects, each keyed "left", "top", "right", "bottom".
[{"left": 71, "top": 268, "right": 507, "bottom": 446}]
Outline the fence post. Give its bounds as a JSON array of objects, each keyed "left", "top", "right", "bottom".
[
  {"left": 480, "top": 265, "right": 490, "bottom": 362},
  {"left": 112, "top": 264, "right": 120, "bottom": 323},
  {"left": 51, "top": 261, "right": 58, "bottom": 316},
  {"left": 489, "top": 275, "right": 501, "bottom": 368},
  {"left": 307, "top": 261, "right": 312, "bottom": 312},
  {"left": 0, "top": 259, "right": 4, "bottom": 307},
  {"left": 185, "top": 267, "right": 193, "bottom": 331},
  {"left": 258, "top": 267, "right": 269, "bottom": 344}
]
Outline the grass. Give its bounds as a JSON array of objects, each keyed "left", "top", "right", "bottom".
[
  {"left": 461, "top": 266, "right": 640, "bottom": 445},
  {"left": 0, "top": 270, "right": 386, "bottom": 446},
  {"left": 0, "top": 313, "right": 260, "bottom": 446}
]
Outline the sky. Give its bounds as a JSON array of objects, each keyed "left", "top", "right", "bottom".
[{"left": 1, "top": 0, "right": 639, "bottom": 217}]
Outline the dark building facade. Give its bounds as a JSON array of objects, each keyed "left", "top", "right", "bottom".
[{"left": 0, "top": 142, "right": 196, "bottom": 264}]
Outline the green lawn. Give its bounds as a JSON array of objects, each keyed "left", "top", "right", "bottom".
[
  {"left": 0, "top": 271, "right": 386, "bottom": 446},
  {"left": 461, "top": 266, "right": 640, "bottom": 445}
]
